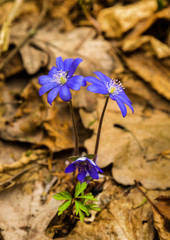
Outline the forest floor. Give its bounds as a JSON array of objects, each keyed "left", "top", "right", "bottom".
[{"left": 0, "top": 0, "right": 170, "bottom": 239}]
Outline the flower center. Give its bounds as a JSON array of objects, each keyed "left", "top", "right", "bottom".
[
  {"left": 53, "top": 70, "right": 68, "bottom": 85},
  {"left": 106, "top": 79, "right": 124, "bottom": 95},
  {"left": 75, "top": 160, "right": 92, "bottom": 172}
]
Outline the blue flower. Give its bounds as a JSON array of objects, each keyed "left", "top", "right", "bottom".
[
  {"left": 38, "top": 56, "right": 86, "bottom": 104},
  {"left": 84, "top": 72, "right": 134, "bottom": 117},
  {"left": 65, "top": 157, "right": 103, "bottom": 181}
]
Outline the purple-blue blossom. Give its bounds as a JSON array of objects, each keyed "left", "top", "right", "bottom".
[
  {"left": 65, "top": 157, "right": 103, "bottom": 181},
  {"left": 84, "top": 72, "right": 134, "bottom": 117},
  {"left": 38, "top": 56, "right": 86, "bottom": 104}
]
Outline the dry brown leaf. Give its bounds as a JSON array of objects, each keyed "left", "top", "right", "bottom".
[
  {"left": 10, "top": 22, "right": 114, "bottom": 76},
  {"left": 0, "top": 149, "right": 47, "bottom": 173},
  {"left": 50, "top": 0, "right": 76, "bottom": 31},
  {"left": 97, "top": 0, "right": 157, "bottom": 38},
  {"left": 0, "top": 52, "right": 24, "bottom": 78},
  {"left": 0, "top": 78, "right": 45, "bottom": 143},
  {"left": 41, "top": 103, "right": 74, "bottom": 151},
  {"left": 123, "top": 52, "right": 170, "bottom": 100},
  {"left": 121, "top": 73, "right": 170, "bottom": 113},
  {"left": 0, "top": 2, "right": 14, "bottom": 26},
  {"left": 124, "top": 7, "right": 170, "bottom": 40},
  {"left": 81, "top": 97, "right": 170, "bottom": 189},
  {"left": 72, "top": 88, "right": 97, "bottom": 112},
  {"left": 0, "top": 81, "right": 16, "bottom": 119},
  {"left": 0, "top": 182, "right": 60, "bottom": 240},
  {"left": 152, "top": 196, "right": 170, "bottom": 240},
  {"left": 0, "top": 77, "right": 77, "bottom": 152},
  {"left": 0, "top": 140, "right": 29, "bottom": 167},
  {"left": 20, "top": 44, "right": 48, "bottom": 75},
  {"left": 122, "top": 36, "right": 170, "bottom": 59}
]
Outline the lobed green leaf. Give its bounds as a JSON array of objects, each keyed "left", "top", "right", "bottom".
[
  {"left": 77, "top": 192, "right": 98, "bottom": 201},
  {"left": 53, "top": 191, "right": 72, "bottom": 200},
  {"left": 86, "top": 203, "right": 101, "bottom": 211},
  {"left": 57, "top": 200, "right": 71, "bottom": 216},
  {"left": 84, "top": 154, "right": 96, "bottom": 159},
  {"left": 75, "top": 200, "right": 90, "bottom": 216},
  {"left": 78, "top": 208, "right": 85, "bottom": 222},
  {"left": 75, "top": 182, "right": 87, "bottom": 198}
]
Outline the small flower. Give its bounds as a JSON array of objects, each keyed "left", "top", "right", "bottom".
[
  {"left": 84, "top": 72, "right": 134, "bottom": 117},
  {"left": 39, "top": 56, "right": 86, "bottom": 104},
  {"left": 65, "top": 157, "right": 103, "bottom": 181}
]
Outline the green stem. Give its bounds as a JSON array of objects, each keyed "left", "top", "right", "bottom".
[
  {"left": 94, "top": 96, "right": 109, "bottom": 159},
  {"left": 69, "top": 100, "right": 79, "bottom": 156}
]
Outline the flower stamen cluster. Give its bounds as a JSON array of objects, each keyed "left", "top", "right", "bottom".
[
  {"left": 106, "top": 79, "right": 124, "bottom": 95},
  {"left": 53, "top": 70, "right": 68, "bottom": 85}
]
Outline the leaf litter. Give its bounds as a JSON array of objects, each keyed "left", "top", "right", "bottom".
[{"left": 0, "top": 0, "right": 170, "bottom": 239}]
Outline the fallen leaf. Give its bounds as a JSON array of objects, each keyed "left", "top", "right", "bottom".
[
  {"left": 10, "top": 22, "right": 114, "bottom": 76},
  {"left": 0, "top": 149, "right": 47, "bottom": 173},
  {"left": 0, "top": 182, "right": 60, "bottom": 240},
  {"left": 122, "top": 35, "right": 170, "bottom": 59},
  {"left": 20, "top": 43, "right": 48, "bottom": 75},
  {"left": 124, "top": 7, "right": 170, "bottom": 39},
  {"left": 81, "top": 97, "right": 170, "bottom": 189},
  {"left": 0, "top": 77, "right": 86, "bottom": 152},
  {"left": 0, "top": 2, "right": 13, "bottom": 26},
  {"left": 97, "top": 0, "right": 158, "bottom": 38},
  {"left": 120, "top": 72, "right": 170, "bottom": 113},
  {"left": 152, "top": 196, "right": 170, "bottom": 240},
  {"left": 72, "top": 88, "right": 97, "bottom": 112},
  {"left": 123, "top": 52, "right": 170, "bottom": 100}
]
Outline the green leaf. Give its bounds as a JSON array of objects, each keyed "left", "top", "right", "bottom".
[
  {"left": 75, "top": 200, "right": 89, "bottom": 216},
  {"left": 78, "top": 208, "right": 85, "bottom": 222},
  {"left": 84, "top": 154, "right": 96, "bottom": 159},
  {"left": 58, "top": 200, "right": 71, "bottom": 216},
  {"left": 61, "top": 191, "right": 72, "bottom": 199},
  {"left": 69, "top": 154, "right": 95, "bottom": 160},
  {"left": 75, "top": 199, "right": 79, "bottom": 215},
  {"left": 86, "top": 203, "right": 101, "bottom": 211},
  {"left": 75, "top": 182, "right": 87, "bottom": 198},
  {"left": 87, "top": 119, "right": 97, "bottom": 128},
  {"left": 77, "top": 193, "right": 98, "bottom": 201},
  {"left": 75, "top": 201, "right": 86, "bottom": 222},
  {"left": 53, "top": 191, "right": 72, "bottom": 201}
]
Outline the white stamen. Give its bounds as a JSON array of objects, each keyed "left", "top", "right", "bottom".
[
  {"left": 106, "top": 79, "right": 124, "bottom": 95},
  {"left": 52, "top": 70, "right": 68, "bottom": 85}
]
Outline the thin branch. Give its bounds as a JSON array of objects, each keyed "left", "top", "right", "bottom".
[{"left": 135, "top": 180, "right": 164, "bottom": 217}]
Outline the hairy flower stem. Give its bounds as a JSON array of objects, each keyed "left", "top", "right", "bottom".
[
  {"left": 69, "top": 100, "right": 79, "bottom": 156},
  {"left": 94, "top": 96, "right": 109, "bottom": 160}
]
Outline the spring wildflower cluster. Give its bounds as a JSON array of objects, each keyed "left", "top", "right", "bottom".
[{"left": 38, "top": 56, "right": 134, "bottom": 221}]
